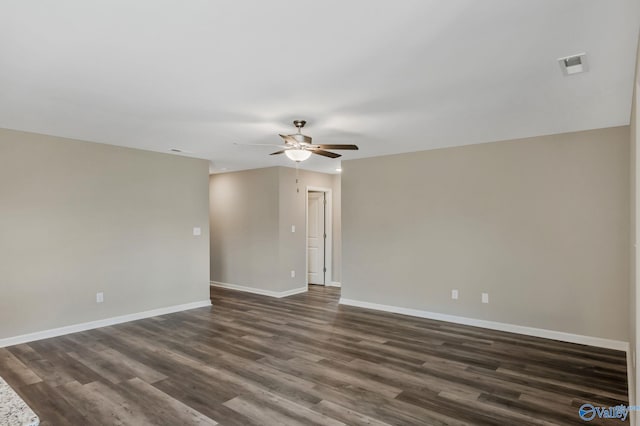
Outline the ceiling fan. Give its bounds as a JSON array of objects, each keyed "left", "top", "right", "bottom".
[{"left": 270, "top": 120, "right": 359, "bottom": 162}]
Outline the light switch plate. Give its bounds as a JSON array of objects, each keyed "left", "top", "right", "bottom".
[
  {"left": 482, "top": 293, "right": 489, "bottom": 304},
  {"left": 193, "top": 227, "right": 201, "bottom": 236},
  {"left": 451, "top": 289, "right": 459, "bottom": 300},
  {"left": 96, "top": 292, "right": 104, "bottom": 303},
  {"left": 290, "top": 270, "right": 295, "bottom": 278},
  {"left": 291, "top": 225, "right": 296, "bottom": 233}
]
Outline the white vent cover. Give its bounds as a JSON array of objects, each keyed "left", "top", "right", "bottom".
[{"left": 558, "top": 53, "right": 587, "bottom": 75}]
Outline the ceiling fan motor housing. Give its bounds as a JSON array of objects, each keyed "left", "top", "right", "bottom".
[{"left": 292, "top": 133, "right": 307, "bottom": 144}]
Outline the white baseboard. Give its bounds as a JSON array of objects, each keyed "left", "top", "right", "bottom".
[
  {"left": 211, "top": 281, "right": 307, "bottom": 298},
  {"left": 0, "top": 299, "right": 212, "bottom": 348},
  {"left": 339, "top": 298, "right": 629, "bottom": 352},
  {"left": 280, "top": 286, "right": 309, "bottom": 297},
  {"left": 328, "top": 281, "right": 342, "bottom": 287}
]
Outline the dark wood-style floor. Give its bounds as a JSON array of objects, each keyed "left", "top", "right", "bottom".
[{"left": 0, "top": 285, "right": 629, "bottom": 425}]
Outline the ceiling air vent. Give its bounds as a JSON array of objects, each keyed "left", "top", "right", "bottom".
[{"left": 558, "top": 53, "right": 587, "bottom": 75}]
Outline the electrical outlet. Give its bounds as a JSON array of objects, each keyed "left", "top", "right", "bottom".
[
  {"left": 451, "top": 289, "right": 459, "bottom": 300},
  {"left": 96, "top": 292, "right": 104, "bottom": 303},
  {"left": 193, "top": 227, "right": 201, "bottom": 236},
  {"left": 482, "top": 293, "right": 489, "bottom": 304},
  {"left": 291, "top": 225, "right": 296, "bottom": 233},
  {"left": 290, "top": 270, "right": 295, "bottom": 278}
]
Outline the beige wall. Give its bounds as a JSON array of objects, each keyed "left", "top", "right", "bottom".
[
  {"left": 210, "top": 166, "right": 340, "bottom": 292},
  {"left": 342, "top": 126, "right": 630, "bottom": 341},
  {"left": 209, "top": 167, "right": 281, "bottom": 290},
  {"left": 0, "top": 128, "right": 211, "bottom": 340},
  {"left": 631, "top": 33, "right": 640, "bottom": 409}
]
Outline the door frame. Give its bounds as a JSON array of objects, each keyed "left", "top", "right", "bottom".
[{"left": 305, "top": 186, "right": 332, "bottom": 288}]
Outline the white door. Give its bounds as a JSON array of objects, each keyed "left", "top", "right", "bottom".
[{"left": 307, "top": 192, "right": 325, "bottom": 285}]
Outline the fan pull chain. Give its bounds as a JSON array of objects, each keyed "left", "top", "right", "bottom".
[{"left": 295, "top": 162, "right": 300, "bottom": 193}]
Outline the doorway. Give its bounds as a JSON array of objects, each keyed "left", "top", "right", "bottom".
[{"left": 306, "top": 187, "right": 332, "bottom": 287}]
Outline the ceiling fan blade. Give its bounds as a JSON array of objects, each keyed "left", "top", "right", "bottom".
[
  {"left": 315, "top": 144, "right": 359, "bottom": 150},
  {"left": 279, "top": 134, "right": 297, "bottom": 145},
  {"left": 270, "top": 150, "right": 286, "bottom": 156},
  {"left": 312, "top": 149, "right": 341, "bottom": 159},
  {"left": 280, "top": 134, "right": 313, "bottom": 145},
  {"left": 234, "top": 142, "right": 287, "bottom": 148}
]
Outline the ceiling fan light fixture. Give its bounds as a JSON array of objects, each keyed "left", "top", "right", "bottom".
[{"left": 285, "top": 149, "right": 312, "bottom": 162}]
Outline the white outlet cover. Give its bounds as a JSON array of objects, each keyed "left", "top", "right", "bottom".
[
  {"left": 291, "top": 270, "right": 295, "bottom": 278},
  {"left": 291, "top": 225, "right": 296, "bottom": 233},
  {"left": 96, "top": 292, "right": 104, "bottom": 303},
  {"left": 482, "top": 293, "right": 489, "bottom": 303},
  {"left": 193, "top": 227, "right": 201, "bottom": 236},
  {"left": 451, "top": 289, "right": 459, "bottom": 300}
]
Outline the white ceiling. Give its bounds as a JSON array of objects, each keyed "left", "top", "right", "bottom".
[{"left": 1, "top": 1, "right": 639, "bottom": 174}]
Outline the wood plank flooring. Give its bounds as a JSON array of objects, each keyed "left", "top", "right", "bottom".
[{"left": 0, "top": 285, "right": 629, "bottom": 425}]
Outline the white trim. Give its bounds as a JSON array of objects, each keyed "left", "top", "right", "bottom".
[
  {"left": 328, "top": 281, "right": 342, "bottom": 287},
  {"left": 0, "top": 299, "right": 212, "bottom": 348},
  {"left": 210, "top": 281, "right": 307, "bottom": 298},
  {"left": 306, "top": 186, "right": 332, "bottom": 288},
  {"left": 339, "top": 298, "right": 629, "bottom": 352}
]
